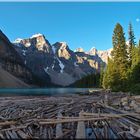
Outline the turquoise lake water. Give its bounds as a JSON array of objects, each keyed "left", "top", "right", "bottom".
[{"left": 0, "top": 88, "right": 94, "bottom": 96}]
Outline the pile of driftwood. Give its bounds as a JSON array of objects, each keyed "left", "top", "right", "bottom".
[{"left": 0, "top": 93, "right": 140, "bottom": 139}]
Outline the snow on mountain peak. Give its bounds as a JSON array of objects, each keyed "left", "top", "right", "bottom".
[
  {"left": 30, "top": 33, "right": 43, "bottom": 39},
  {"left": 60, "top": 42, "right": 67, "bottom": 48},
  {"left": 88, "top": 47, "right": 97, "bottom": 55},
  {"left": 13, "top": 38, "right": 23, "bottom": 43},
  {"left": 75, "top": 47, "right": 84, "bottom": 52},
  {"left": 60, "top": 42, "right": 67, "bottom": 45},
  {"left": 90, "top": 47, "right": 96, "bottom": 51}
]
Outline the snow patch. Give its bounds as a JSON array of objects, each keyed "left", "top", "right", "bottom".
[
  {"left": 74, "top": 62, "right": 79, "bottom": 67},
  {"left": 56, "top": 58, "right": 65, "bottom": 73},
  {"left": 13, "top": 38, "right": 22, "bottom": 44},
  {"left": 52, "top": 60, "right": 55, "bottom": 70},
  {"left": 30, "top": 33, "right": 43, "bottom": 38},
  {"left": 44, "top": 67, "right": 49, "bottom": 74},
  {"left": 52, "top": 64, "right": 54, "bottom": 69},
  {"left": 25, "top": 42, "right": 31, "bottom": 47}
]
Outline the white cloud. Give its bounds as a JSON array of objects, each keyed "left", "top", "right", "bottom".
[{"left": 136, "top": 18, "right": 140, "bottom": 22}]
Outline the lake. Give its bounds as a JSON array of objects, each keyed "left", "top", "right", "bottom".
[{"left": 0, "top": 88, "right": 95, "bottom": 96}]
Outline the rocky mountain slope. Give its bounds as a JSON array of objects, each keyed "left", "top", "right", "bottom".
[
  {"left": 0, "top": 30, "right": 37, "bottom": 87},
  {"left": 13, "top": 34, "right": 107, "bottom": 86},
  {"left": 0, "top": 66, "right": 30, "bottom": 88}
]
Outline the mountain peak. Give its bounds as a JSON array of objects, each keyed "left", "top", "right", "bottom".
[
  {"left": 13, "top": 33, "right": 45, "bottom": 44},
  {"left": 13, "top": 33, "right": 52, "bottom": 52},
  {"left": 13, "top": 38, "right": 23, "bottom": 44},
  {"left": 53, "top": 42, "right": 71, "bottom": 59},
  {"left": 75, "top": 47, "right": 84, "bottom": 52},
  {"left": 30, "top": 33, "right": 44, "bottom": 39},
  {"left": 59, "top": 42, "right": 68, "bottom": 48},
  {"left": 53, "top": 42, "right": 68, "bottom": 49},
  {"left": 88, "top": 47, "right": 97, "bottom": 55},
  {"left": 60, "top": 42, "right": 67, "bottom": 45},
  {"left": 90, "top": 47, "right": 97, "bottom": 51}
]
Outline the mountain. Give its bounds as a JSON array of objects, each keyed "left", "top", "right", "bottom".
[
  {"left": 13, "top": 34, "right": 106, "bottom": 86},
  {"left": 87, "top": 47, "right": 112, "bottom": 64},
  {"left": 0, "top": 30, "right": 50, "bottom": 87},
  {"left": 97, "top": 49, "right": 112, "bottom": 64},
  {"left": 0, "top": 30, "right": 36, "bottom": 87}
]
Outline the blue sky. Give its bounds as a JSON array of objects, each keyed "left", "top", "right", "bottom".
[{"left": 0, "top": 2, "right": 140, "bottom": 51}]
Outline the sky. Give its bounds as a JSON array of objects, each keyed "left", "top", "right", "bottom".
[{"left": 0, "top": 2, "right": 140, "bottom": 51}]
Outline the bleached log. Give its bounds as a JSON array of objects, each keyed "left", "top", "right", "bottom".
[
  {"left": 42, "top": 127, "right": 47, "bottom": 139},
  {"left": 0, "top": 133, "right": 4, "bottom": 139},
  {"left": 48, "top": 126, "right": 53, "bottom": 139},
  {"left": 55, "top": 112, "right": 63, "bottom": 138},
  {"left": 0, "top": 121, "right": 16, "bottom": 126},
  {"left": 27, "top": 126, "right": 33, "bottom": 136},
  {"left": 17, "top": 130, "right": 30, "bottom": 139},
  {"left": 80, "top": 112, "right": 140, "bottom": 118},
  {"left": 104, "top": 124, "right": 108, "bottom": 139},
  {"left": 0, "top": 115, "right": 5, "bottom": 120},
  {"left": 118, "top": 127, "right": 140, "bottom": 138},
  {"left": 76, "top": 110, "right": 86, "bottom": 139},
  {"left": 5, "top": 131, "right": 11, "bottom": 139},
  {"left": 11, "top": 130, "right": 19, "bottom": 139},
  {"left": 0, "top": 125, "right": 27, "bottom": 132},
  {"left": 39, "top": 125, "right": 42, "bottom": 134},
  {"left": 135, "top": 107, "right": 140, "bottom": 113},
  {"left": 39, "top": 116, "right": 111, "bottom": 125},
  {"left": 133, "top": 129, "right": 140, "bottom": 138},
  {"left": 6, "top": 130, "right": 18, "bottom": 139}
]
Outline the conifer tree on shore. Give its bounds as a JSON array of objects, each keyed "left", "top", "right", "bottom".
[
  {"left": 128, "top": 22, "right": 136, "bottom": 66},
  {"left": 103, "top": 23, "right": 129, "bottom": 91}
]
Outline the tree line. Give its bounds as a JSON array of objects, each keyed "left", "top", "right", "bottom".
[{"left": 72, "top": 73, "right": 100, "bottom": 88}]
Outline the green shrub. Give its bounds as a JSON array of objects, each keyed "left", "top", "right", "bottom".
[{"left": 130, "top": 83, "right": 140, "bottom": 95}]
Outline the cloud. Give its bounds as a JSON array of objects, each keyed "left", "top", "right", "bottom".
[{"left": 136, "top": 18, "right": 140, "bottom": 22}]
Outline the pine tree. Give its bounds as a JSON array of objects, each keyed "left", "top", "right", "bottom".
[
  {"left": 138, "top": 39, "right": 140, "bottom": 47},
  {"left": 103, "top": 23, "right": 129, "bottom": 91},
  {"left": 99, "top": 62, "right": 105, "bottom": 87},
  {"left": 129, "top": 43, "right": 140, "bottom": 94},
  {"left": 128, "top": 23, "right": 136, "bottom": 66},
  {"left": 131, "top": 43, "right": 140, "bottom": 82},
  {"left": 128, "top": 23, "right": 136, "bottom": 47},
  {"left": 102, "top": 58, "right": 121, "bottom": 90},
  {"left": 112, "top": 23, "right": 129, "bottom": 81}
]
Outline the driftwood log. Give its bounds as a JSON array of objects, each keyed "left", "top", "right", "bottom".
[{"left": 0, "top": 93, "right": 140, "bottom": 139}]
